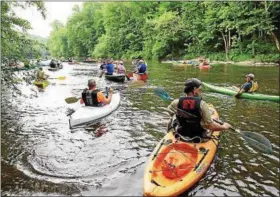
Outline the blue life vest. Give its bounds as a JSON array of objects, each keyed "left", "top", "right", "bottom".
[
  {"left": 138, "top": 63, "right": 146, "bottom": 74},
  {"left": 106, "top": 63, "right": 114, "bottom": 75}
]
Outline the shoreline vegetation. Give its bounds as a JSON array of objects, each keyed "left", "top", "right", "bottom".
[{"left": 161, "top": 58, "right": 279, "bottom": 66}]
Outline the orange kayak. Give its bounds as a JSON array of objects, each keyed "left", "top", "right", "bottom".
[{"left": 143, "top": 104, "right": 220, "bottom": 196}]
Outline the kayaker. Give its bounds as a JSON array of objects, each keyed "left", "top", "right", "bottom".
[
  {"left": 105, "top": 59, "right": 114, "bottom": 75},
  {"left": 36, "top": 67, "right": 49, "bottom": 81},
  {"left": 50, "top": 59, "right": 57, "bottom": 68},
  {"left": 117, "top": 61, "right": 126, "bottom": 74},
  {"left": 166, "top": 78, "right": 232, "bottom": 140},
  {"left": 135, "top": 59, "right": 147, "bottom": 74},
  {"left": 80, "top": 79, "right": 114, "bottom": 106},
  {"left": 234, "top": 73, "right": 259, "bottom": 97}
]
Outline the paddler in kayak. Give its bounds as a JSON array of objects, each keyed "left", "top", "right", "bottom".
[
  {"left": 234, "top": 73, "right": 259, "bottom": 97},
  {"left": 105, "top": 59, "right": 114, "bottom": 75},
  {"left": 36, "top": 67, "right": 49, "bottom": 81},
  {"left": 135, "top": 59, "right": 147, "bottom": 74},
  {"left": 80, "top": 79, "right": 114, "bottom": 106},
  {"left": 167, "top": 78, "right": 232, "bottom": 140}
]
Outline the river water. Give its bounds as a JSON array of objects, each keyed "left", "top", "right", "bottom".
[{"left": 1, "top": 62, "right": 279, "bottom": 196}]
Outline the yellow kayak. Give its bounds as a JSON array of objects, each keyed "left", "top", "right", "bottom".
[
  {"left": 143, "top": 104, "right": 220, "bottom": 196},
  {"left": 33, "top": 80, "right": 50, "bottom": 88}
]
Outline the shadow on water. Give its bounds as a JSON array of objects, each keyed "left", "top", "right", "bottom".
[{"left": 1, "top": 62, "right": 279, "bottom": 196}]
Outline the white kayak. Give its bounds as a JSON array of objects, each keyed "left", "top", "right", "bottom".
[{"left": 69, "top": 92, "right": 121, "bottom": 128}]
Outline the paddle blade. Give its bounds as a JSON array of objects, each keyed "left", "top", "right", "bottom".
[
  {"left": 154, "top": 88, "right": 173, "bottom": 101},
  {"left": 57, "top": 76, "right": 66, "bottom": 80},
  {"left": 240, "top": 131, "right": 273, "bottom": 154},
  {"left": 65, "top": 97, "right": 80, "bottom": 104}
]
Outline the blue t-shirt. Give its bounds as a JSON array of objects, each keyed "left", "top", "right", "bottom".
[
  {"left": 137, "top": 63, "right": 146, "bottom": 74},
  {"left": 241, "top": 81, "right": 252, "bottom": 92},
  {"left": 106, "top": 63, "right": 114, "bottom": 75}
]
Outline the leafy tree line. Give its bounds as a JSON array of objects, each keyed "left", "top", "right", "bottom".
[
  {"left": 1, "top": 1, "right": 49, "bottom": 62},
  {"left": 1, "top": 1, "right": 47, "bottom": 86},
  {"left": 48, "top": 1, "right": 279, "bottom": 62}
]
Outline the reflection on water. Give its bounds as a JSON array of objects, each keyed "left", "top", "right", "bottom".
[{"left": 1, "top": 62, "right": 279, "bottom": 196}]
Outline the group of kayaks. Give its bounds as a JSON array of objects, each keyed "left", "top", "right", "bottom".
[
  {"left": 31, "top": 60, "right": 278, "bottom": 196},
  {"left": 69, "top": 69, "right": 148, "bottom": 128}
]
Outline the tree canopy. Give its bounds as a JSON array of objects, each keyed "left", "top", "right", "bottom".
[{"left": 48, "top": 1, "right": 279, "bottom": 62}]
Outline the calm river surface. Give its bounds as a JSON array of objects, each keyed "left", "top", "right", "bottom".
[{"left": 1, "top": 62, "right": 279, "bottom": 196}]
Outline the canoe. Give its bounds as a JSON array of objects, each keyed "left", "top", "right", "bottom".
[
  {"left": 69, "top": 92, "right": 121, "bottom": 128},
  {"left": 105, "top": 74, "right": 125, "bottom": 82},
  {"left": 33, "top": 80, "right": 50, "bottom": 88},
  {"left": 202, "top": 82, "right": 280, "bottom": 102},
  {"left": 133, "top": 73, "right": 148, "bottom": 82},
  {"left": 143, "top": 104, "right": 220, "bottom": 196}
]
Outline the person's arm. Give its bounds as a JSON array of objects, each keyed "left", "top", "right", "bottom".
[
  {"left": 80, "top": 98, "right": 84, "bottom": 104},
  {"left": 235, "top": 83, "right": 251, "bottom": 97},
  {"left": 166, "top": 99, "right": 179, "bottom": 131},
  {"left": 98, "top": 88, "right": 114, "bottom": 105},
  {"left": 200, "top": 101, "right": 232, "bottom": 131}
]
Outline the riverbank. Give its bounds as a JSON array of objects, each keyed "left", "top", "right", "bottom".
[
  {"left": 161, "top": 59, "right": 279, "bottom": 66},
  {"left": 211, "top": 60, "right": 279, "bottom": 66}
]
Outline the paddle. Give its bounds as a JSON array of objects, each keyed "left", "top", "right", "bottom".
[
  {"left": 49, "top": 76, "right": 66, "bottom": 80},
  {"left": 99, "top": 71, "right": 105, "bottom": 78},
  {"left": 65, "top": 96, "right": 80, "bottom": 104},
  {"left": 154, "top": 87, "right": 273, "bottom": 154},
  {"left": 125, "top": 72, "right": 134, "bottom": 81}
]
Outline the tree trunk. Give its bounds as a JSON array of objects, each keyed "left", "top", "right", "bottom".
[
  {"left": 271, "top": 32, "right": 280, "bottom": 52},
  {"left": 221, "top": 31, "right": 230, "bottom": 61}
]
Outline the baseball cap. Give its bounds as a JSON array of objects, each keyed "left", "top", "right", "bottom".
[{"left": 246, "top": 73, "right": 255, "bottom": 79}]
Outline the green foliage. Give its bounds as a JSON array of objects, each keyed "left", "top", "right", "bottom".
[
  {"left": 47, "top": 1, "right": 279, "bottom": 62},
  {"left": 1, "top": 1, "right": 47, "bottom": 87}
]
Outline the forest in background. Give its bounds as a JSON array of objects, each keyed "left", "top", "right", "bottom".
[{"left": 48, "top": 1, "right": 280, "bottom": 62}]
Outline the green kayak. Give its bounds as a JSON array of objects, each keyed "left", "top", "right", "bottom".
[
  {"left": 202, "top": 82, "right": 279, "bottom": 102},
  {"left": 33, "top": 80, "right": 50, "bottom": 88}
]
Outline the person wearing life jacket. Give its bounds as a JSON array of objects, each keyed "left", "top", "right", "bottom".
[
  {"left": 235, "top": 73, "right": 259, "bottom": 97},
  {"left": 105, "top": 59, "right": 114, "bottom": 75},
  {"left": 80, "top": 79, "right": 113, "bottom": 106},
  {"left": 50, "top": 59, "right": 57, "bottom": 68},
  {"left": 135, "top": 59, "right": 147, "bottom": 74},
  {"left": 36, "top": 67, "right": 49, "bottom": 81},
  {"left": 166, "top": 78, "right": 232, "bottom": 139}
]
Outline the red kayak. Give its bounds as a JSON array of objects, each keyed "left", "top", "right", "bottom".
[
  {"left": 127, "top": 72, "right": 148, "bottom": 82},
  {"left": 198, "top": 64, "right": 212, "bottom": 69}
]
